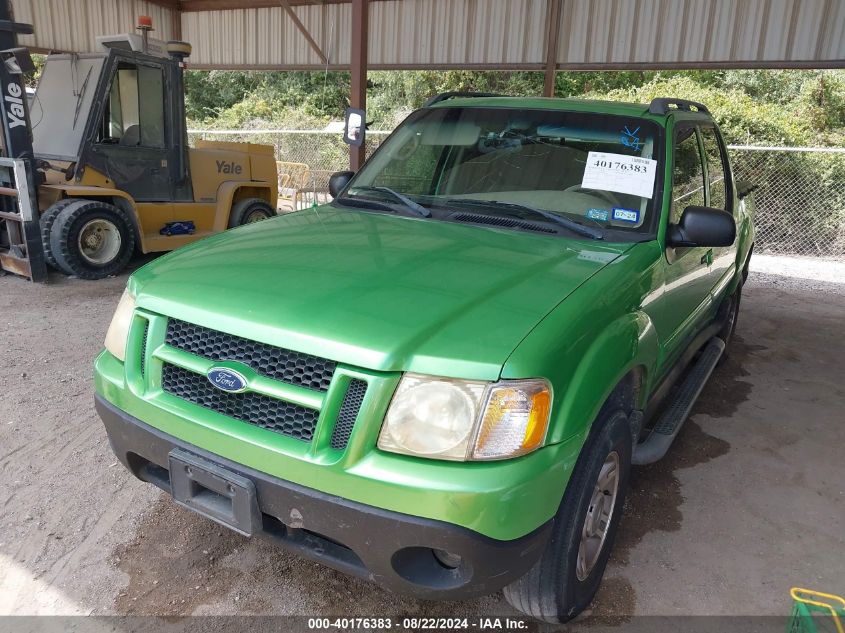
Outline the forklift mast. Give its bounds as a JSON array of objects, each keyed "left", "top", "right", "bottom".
[{"left": 0, "top": 0, "right": 46, "bottom": 281}]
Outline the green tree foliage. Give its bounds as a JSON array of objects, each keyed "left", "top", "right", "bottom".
[
  {"left": 25, "top": 54, "right": 46, "bottom": 89},
  {"left": 183, "top": 67, "right": 845, "bottom": 256},
  {"left": 185, "top": 69, "right": 350, "bottom": 127},
  {"left": 597, "top": 71, "right": 845, "bottom": 146},
  {"left": 185, "top": 68, "right": 845, "bottom": 147}
]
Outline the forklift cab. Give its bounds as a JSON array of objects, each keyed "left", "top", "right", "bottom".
[
  {"left": 23, "top": 34, "right": 277, "bottom": 282},
  {"left": 85, "top": 49, "right": 192, "bottom": 202},
  {"left": 33, "top": 37, "right": 192, "bottom": 202}
]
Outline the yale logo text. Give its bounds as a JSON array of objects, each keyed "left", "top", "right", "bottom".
[
  {"left": 5, "top": 82, "right": 26, "bottom": 129},
  {"left": 216, "top": 160, "right": 244, "bottom": 175}
]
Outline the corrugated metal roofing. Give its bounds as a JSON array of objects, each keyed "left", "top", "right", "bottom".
[
  {"left": 10, "top": 0, "right": 845, "bottom": 70},
  {"left": 557, "top": 0, "right": 845, "bottom": 68},
  {"left": 11, "top": 0, "right": 176, "bottom": 53},
  {"left": 183, "top": 3, "right": 352, "bottom": 67}
]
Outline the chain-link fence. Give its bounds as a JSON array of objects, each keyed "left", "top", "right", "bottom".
[
  {"left": 728, "top": 145, "right": 845, "bottom": 259},
  {"left": 188, "top": 130, "right": 845, "bottom": 260}
]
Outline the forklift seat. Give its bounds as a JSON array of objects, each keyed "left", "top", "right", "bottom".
[{"left": 120, "top": 125, "right": 140, "bottom": 146}]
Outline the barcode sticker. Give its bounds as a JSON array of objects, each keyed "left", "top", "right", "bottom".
[{"left": 581, "top": 152, "right": 657, "bottom": 199}]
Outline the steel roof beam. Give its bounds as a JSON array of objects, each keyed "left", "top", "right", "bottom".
[
  {"left": 543, "top": 0, "right": 562, "bottom": 97},
  {"left": 278, "top": 0, "right": 327, "bottom": 65},
  {"left": 349, "top": 0, "right": 367, "bottom": 171},
  {"left": 180, "top": 0, "right": 368, "bottom": 11}
]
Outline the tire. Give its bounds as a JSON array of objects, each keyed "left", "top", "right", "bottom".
[
  {"left": 39, "top": 198, "right": 78, "bottom": 270},
  {"left": 228, "top": 198, "right": 275, "bottom": 228},
  {"left": 503, "top": 408, "right": 632, "bottom": 623},
  {"left": 741, "top": 246, "right": 753, "bottom": 284},
  {"left": 716, "top": 286, "right": 741, "bottom": 365},
  {"left": 48, "top": 200, "right": 136, "bottom": 280}
]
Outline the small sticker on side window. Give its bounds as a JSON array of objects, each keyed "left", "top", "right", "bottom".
[
  {"left": 586, "top": 208, "right": 609, "bottom": 222},
  {"left": 612, "top": 207, "right": 640, "bottom": 224}
]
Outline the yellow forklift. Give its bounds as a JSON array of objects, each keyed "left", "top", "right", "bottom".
[{"left": 0, "top": 10, "right": 277, "bottom": 281}]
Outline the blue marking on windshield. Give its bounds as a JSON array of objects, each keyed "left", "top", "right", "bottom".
[{"left": 621, "top": 126, "right": 642, "bottom": 151}]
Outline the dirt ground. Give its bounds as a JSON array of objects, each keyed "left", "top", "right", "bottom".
[{"left": 0, "top": 255, "right": 843, "bottom": 627}]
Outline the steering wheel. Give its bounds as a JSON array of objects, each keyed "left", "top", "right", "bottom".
[{"left": 564, "top": 185, "right": 620, "bottom": 207}]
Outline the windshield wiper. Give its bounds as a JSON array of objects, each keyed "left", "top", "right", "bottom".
[
  {"left": 444, "top": 199, "right": 604, "bottom": 240},
  {"left": 72, "top": 65, "right": 93, "bottom": 129},
  {"left": 346, "top": 186, "right": 431, "bottom": 217}
]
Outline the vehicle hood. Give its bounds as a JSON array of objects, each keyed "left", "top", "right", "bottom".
[{"left": 131, "top": 207, "right": 633, "bottom": 379}]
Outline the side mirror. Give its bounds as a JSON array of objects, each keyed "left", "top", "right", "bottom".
[
  {"left": 667, "top": 206, "right": 736, "bottom": 248},
  {"left": 343, "top": 107, "right": 365, "bottom": 147},
  {"left": 328, "top": 170, "right": 354, "bottom": 198}
]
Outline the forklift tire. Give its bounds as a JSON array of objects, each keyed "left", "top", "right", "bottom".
[
  {"left": 40, "top": 198, "right": 79, "bottom": 270},
  {"left": 228, "top": 198, "right": 275, "bottom": 228},
  {"left": 48, "top": 200, "right": 135, "bottom": 280}
]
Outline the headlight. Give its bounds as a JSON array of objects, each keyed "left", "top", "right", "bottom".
[
  {"left": 104, "top": 289, "right": 136, "bottom": 361},
  {"left": 378, "top": 373, "right": 551, "bottom": 461},
  {"left": 378, "top": 374, "right": 488, "bottom": 460}
]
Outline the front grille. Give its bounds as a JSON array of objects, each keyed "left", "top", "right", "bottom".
[
  {"left": 330, "top": 379, "right": 368, "bottom": 450},
  {"left": 166, "top": 318, "right": 336, "bottom": 391},
  {"left": 162, "top": 364, "right": 318, "bottom": 441},
  {"left": 139, "top": 319, "right": 149, "bottom": 379}
]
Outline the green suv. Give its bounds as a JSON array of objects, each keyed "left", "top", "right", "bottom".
[{"left": 95, "top": 94, "right": 754, "bottom": 622}]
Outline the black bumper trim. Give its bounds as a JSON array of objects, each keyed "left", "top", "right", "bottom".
[{"left": 95, "top": 395, "right": 552, "bottom": 599}]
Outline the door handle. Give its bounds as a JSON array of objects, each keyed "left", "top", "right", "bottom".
[{"left": 700, "top": 249, "right": 713, "bottom": 266}]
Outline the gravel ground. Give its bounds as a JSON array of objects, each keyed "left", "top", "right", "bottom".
[
  {"left": 0, "top": 254, "right": 843, "bottom": 628},
  {"left": 749, "top": 254, "right": 845, "bottom": 294}
]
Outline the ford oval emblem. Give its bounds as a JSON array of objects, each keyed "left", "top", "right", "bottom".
[{"left": 207, "top": 367, "right": 248, "bottom": 393}]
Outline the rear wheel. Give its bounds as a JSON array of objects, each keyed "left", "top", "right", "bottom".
[
  {"left": 717, "top": 286, "right": 742, "bottom": 365},
  {"left": 228, "top": 198, "right": 275, "bottom": 228},
  {"left": 503, "top": 408, "right": 632, "bottom": 623},
  {"left": 49, "top": 200, "right": 135, "bottom": 280}
]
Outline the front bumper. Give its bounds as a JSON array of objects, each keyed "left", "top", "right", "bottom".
[{"left": 97, "top": 395, "right": 553, "bottom": 599}]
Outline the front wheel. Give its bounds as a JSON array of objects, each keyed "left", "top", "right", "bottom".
[
  {"left": 39, "top": 198, "right": 79, "bottom": 270},
  {"left": 48, "top": 200, "right": 135, "bottom": 280},
  {"left": 503, "top": 408, "right": 632, "bottom": 623}
]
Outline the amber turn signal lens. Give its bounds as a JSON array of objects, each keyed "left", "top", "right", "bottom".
[
  {"left": 471, "top": 380, "right": 552, "bottom": 460},
  {"left": 523, "top": 388, "right": 551, "bottom": 451}
]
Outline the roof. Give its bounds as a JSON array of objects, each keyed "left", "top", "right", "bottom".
[
  {"left": 11, "top": 0, "right": 845, "bottom": 71},
  {"left": 426, "top": 96, "right": 713, "bottom": 121}
]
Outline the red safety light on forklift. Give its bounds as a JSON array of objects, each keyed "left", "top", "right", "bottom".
[{"left": 136, "top": 16, "right": 153, "bottom": 54}]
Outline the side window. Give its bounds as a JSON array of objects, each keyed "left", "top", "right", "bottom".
[
  {"left": 671, "top": 127, "right": 706, "bottom": 224},
  {"left": 97, "top": 63, "right": 165, "bottom": 148},
  {"left": 137, "top": 66, "right": 165, "bottom": 147},
  {"left": 700, "top": 126, "right": 728, "bottom": 212}
]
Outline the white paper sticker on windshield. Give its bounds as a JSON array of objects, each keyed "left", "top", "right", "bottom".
[{"left": 581, "top": 152, "right": 657, "bottom": 199}]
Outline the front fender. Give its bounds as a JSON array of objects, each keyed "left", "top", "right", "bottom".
[
  {"left": 505, "top": 310, "right": 658, "bottom": 446},
  {"left": 502, "top": 242, "right": 664, "bottom": 446},
  {"left": 554, "top": 310, "right": 658, "bottom": 442}
]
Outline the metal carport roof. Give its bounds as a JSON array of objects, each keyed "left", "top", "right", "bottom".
[
  {"left": 12, "top": 0, "right": 845, "bottom": 71},
  {"left": 11, "top": 0, "right": 844, "bottom": 167}
]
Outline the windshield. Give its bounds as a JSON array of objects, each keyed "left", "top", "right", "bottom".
[
  {"left": 32, "top": 54, "right": 106, "bottom": 160},
  {"left": 344, "top": 106, "right": 663, "bottom": 238}
]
